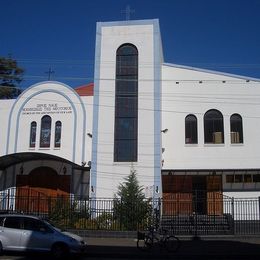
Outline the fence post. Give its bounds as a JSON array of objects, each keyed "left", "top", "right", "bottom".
[
  {"left": 258, "top": 197, "right": 260, "bottom": 221},
  {"left": 7, "top": 189, "right": 10, "bottom": 211},
  {"left": 37, "top": 192, "right": 40, "bottom": 216},
  {"left": 158, "top": 197, "right": 161, "bottom": 219},
  {"left": 120, "top": 198, "right": 122, "bottom": 231},
  {"left": 231, "top": 197, "right": 234, "bottom": 217},
  {"left": 258, "top": 197, "right": 260, "bottom": 217},
  {"left": 193, "top": 191, "right": 198, "bottom": 239},
  {"left": 231, "top": 197, "right": 235, "bottom": 235}
]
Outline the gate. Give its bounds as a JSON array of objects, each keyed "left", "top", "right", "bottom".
[{"left": 16, "top": 166, "right": 71, "bottom": 213}]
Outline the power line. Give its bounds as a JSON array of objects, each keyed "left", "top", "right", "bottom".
[
  {"left": 3, "top": 90, "right": 260, "bottom": 118},
  {"left": 1, "top": 77, "right": 259, "bottom": 87},
  {"left": 11, "top": 58, "right": 260, "bottom": 68},
  {"left": 7, "top": 87, "right": 260, "bottom": 106}
]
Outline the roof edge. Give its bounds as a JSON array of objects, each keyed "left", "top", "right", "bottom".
[
  {"left": 97, "top": 19, "right": 159, "bottom": 28},
  {"left": 163, "top": 62, "right": 260, "bottom": 82}
]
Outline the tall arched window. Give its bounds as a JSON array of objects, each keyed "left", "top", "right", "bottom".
[
  {"left": 185, "top": 114, "right": 198, "bottom": 144},
  {"left": 114, "top": 44, "right": 138, "bottom": 162},
  {"left": 54, "top": 121, "right": 62, "bottom": 148},
  {"left": 29, "top": 121, "right": 37, "bottom": 148},
  {"left": 204, "top": 109, "right": 224, "bottom": 144},
  {"left": 40, "top": 115, "right": 51, "bottom": 148},
  {"left": 230, "top": 114, "right": 243, "bottom": 143}
]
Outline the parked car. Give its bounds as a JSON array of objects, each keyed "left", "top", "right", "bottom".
[{"left": 0, "top": 214, "right": 87, "bottom": 258}]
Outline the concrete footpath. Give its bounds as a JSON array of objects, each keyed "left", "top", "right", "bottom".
[{"left": 84, "top": 236, "right": 260, "bottom": 259}]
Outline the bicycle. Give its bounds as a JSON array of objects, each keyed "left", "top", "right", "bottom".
[{"left": 137, "top": 225, "right": 180, "bottom": 253}]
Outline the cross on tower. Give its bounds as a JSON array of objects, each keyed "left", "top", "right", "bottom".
[
  {"left": 45, "top": 67, "right": 55, "bottom": 80},
  {"left": 121, "top": 5, "right": 135, "bottom": 20}
]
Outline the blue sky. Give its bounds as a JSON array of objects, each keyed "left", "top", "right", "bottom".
[{"left": 1, "top": 0, "right": 260, "bottom": 89}]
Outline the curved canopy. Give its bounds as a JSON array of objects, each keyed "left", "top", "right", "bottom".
[{"left": 0, "top": 152, "right": 90, "bottom": 171}]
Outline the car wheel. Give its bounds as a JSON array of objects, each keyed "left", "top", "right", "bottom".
[{"left": 51, "top": 243, "right": 69, "bottom": 259}]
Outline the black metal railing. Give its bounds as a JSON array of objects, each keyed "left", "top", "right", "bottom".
[{"left": 0, "top": 188, "right": 260, "bottom": 235}]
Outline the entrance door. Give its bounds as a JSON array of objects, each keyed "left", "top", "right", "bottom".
[
  {"left": 192, "top": 176, "right": 207, "bottom": 214},
  {"left": 162, "top": 175, "right": 192, "bottom": 215},
  {"left": 16, "top": 166, "right": 70, "bottom": 213},
  {"left": 207, "top": 175, "right": 223, "bottom": 215}
]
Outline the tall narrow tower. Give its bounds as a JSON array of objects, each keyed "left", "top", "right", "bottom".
[{"left": 91, "top": 19, "right": 163, "bottom": 198}]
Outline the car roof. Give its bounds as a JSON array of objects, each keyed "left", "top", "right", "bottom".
[{"left": 0, "top": 214, "right": 41, "bottom": 220}]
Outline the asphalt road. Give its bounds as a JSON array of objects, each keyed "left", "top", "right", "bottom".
[{"left": 1, "top": 236, "right": 260, "bottom": 259}]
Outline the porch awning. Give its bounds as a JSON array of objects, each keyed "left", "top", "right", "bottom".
[{"left": 0, "top": 152, "right": 90, "bottom": 171}]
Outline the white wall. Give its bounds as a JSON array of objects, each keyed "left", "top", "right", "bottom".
[
  {"left": 0, "top": 100, "right": 15, "bottom": 156},
  {"left": 81, "top": 95, "right": 93, "bottom": 166},
  {"left": 162, "top": 64, "right": 260, "bottom": 171}
]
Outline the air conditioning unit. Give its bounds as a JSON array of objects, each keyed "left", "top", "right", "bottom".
[
  {"left": 230, "top": 131, "right": 240, "bottom": 143},
  {"left": 213, "top": 132, "right": 223, "bottom": 144}
]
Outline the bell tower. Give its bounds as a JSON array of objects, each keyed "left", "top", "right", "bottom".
[{"left": 91, "top": 19, "right": 163, "bottom": 198}]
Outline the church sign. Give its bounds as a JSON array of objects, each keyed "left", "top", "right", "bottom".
[{"left": 22, "top": 103, "right": 72, "bottom": 115}]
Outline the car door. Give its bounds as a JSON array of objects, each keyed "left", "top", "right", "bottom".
[
  {"left": 2, "top": 216, "right": 23, "bottom": 251},
  {"left": 20, "top": 217, "right": 54, "bottom": 251}
]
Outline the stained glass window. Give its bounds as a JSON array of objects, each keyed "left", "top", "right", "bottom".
[
  {"left": 54, "top": 121, "right": 62, "bottom": 148},
  {"left": 114, "top": 44, "right": 138, "bottom": 162},
  {"left": 29, "top": 121, "right": 37, "bottom": 148},
  {"left": 40, "top": 115, "right": 51, "bottom": 148}
]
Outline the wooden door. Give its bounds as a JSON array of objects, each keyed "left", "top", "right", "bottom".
[
  {"left": 162, "top": 175, "right": 192, "bottom": 215},
  {"left": 16, "top": 167, "right": 70, "bottom": 213},
  {"left": 207, "top": 175, "right": 223, "bottom": 215}
]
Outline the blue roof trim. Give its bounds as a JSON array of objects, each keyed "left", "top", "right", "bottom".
[
  {"left": 91, "top": 21, "right": 102, "bottom": 198},
  {"left": 163, "top": 63, "right": 260, "bottom": 82},
  {"left": 97, "top": 19, "right": 159, "bottom": 27},
  {"left": 153, "top": 19, "right": 162, "bottom": 198}
]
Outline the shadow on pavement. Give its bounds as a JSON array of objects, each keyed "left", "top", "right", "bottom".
[
  {"left": 86, "top": 239, "right": 260, "bottom": 259},
  {"left": 1, "top": 239, "right": 260, "bottom": 259},
  {"left": 1, "top": 251, "right": 81, "bottom": 259}
]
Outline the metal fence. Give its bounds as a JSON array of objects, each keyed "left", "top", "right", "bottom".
[{"left": 1, "top": 188, "right": 260, "bottom": 236}]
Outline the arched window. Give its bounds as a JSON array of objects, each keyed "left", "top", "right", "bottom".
[
  {"left": 40, "top": 115, "right": 51, "bottom": 148},
  {"left": 114, "top": 44, "right": 138, "bottom": 162},
  {"left": 185, "top": 114, "right": 198, "bottom": 144},
  {"left": 230, "top": 114, "right": 243, "bottom": 143},
  {"left": 204, "top": 109, "right": 224, "bottom": 144},
  {"left": 54, "top": 121, "right": 62, "bottom": 148},
  {"left": 29, "top": 121, "right": 37, "bottom": 148}
]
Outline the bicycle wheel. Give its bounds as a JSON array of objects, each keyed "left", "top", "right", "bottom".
[
  {"left": 144, "top": 236, "right": 153, "bottom": 251},
  {"left": 165, "top": 235, "right": 180, "bottom": 253},
  {"left": 137, "top": 235, "right": 153, "bottom": 251}
]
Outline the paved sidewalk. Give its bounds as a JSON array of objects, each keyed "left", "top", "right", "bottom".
[{"left": 85, "top": 236, "right": 260, "bottom": 259}]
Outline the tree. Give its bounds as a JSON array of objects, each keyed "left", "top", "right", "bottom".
[
  {"left": 0, "top": 56, "right": 24, "bottom": 99},
  {"left": 113, "top": 167, "right": 152, "bottom": 230}
]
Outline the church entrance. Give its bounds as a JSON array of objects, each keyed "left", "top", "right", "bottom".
[
  {"left": 16, "top": 166, "right": 70, "bottom": 212},
  {"left": 162, "top": 174, "right": 223, "bottom": 215},
  {"left": 192, "top": 176, "right": 207, "bottom": 214}
]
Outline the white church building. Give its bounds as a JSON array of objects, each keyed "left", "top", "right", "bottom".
[{"left": 1, "top": 19, "right": 260, "bottom": 215}]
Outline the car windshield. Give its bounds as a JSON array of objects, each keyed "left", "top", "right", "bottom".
[{"left": 43, "top": 220, "right": 62, "bottom": 232}]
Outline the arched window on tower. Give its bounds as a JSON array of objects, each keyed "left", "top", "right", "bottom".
[
  {"left": 40, "top": 115, "right": 51, "bottom": 148},
  {"left": 114, "top": 43, "right": 138, "bottom": 162},
  {"left": 185, "top": 114, "right": 198, "bottom": 144},
  {"left": 204, "top": 109, "right": 224, "bottom": 144},
  {"left": 29, "top": 121, "right": 37, "bottom": 148},
  {"left": 54, "top": 121, "right": 62, "bottom": 148},
  {"left": 230, "top": 114, "right": 243, "bottom": 143}
]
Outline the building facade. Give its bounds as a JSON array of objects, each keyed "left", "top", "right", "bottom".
[{"left": 1, "top": 19, "right": 260, "bottom": 215}]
